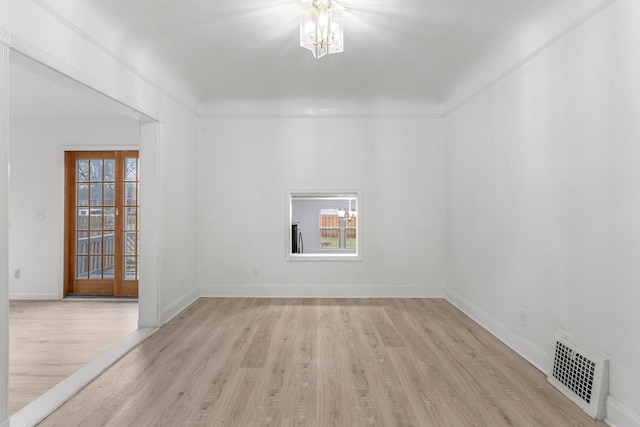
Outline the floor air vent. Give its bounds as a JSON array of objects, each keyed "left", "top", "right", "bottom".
[{"left": 547, "top": 332, "right": 608, "bottom": 420}]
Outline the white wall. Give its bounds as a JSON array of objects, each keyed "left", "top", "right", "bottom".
[
  {"left": 444, "top": 1, "right": 640, "bottom": 425},
  {"left": 9, "top": 117, "right": 140, "bottom": 299},
  {"left": 154, "top": 99, "right": 200, "bottom": 320},
  {"left": 198, "top": 117, "right": 445, "bottom": 297}
]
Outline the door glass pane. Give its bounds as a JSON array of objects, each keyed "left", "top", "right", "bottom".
[
  {"left": 125, "top": 233, "right": 137, "bottom": 255},
  {"left": 124, "top": 208, "right": 137, "bottom": 230},
  {"left": 90, "top": 184, "right": 102, "bottom": 206},
  {"left": 124, "top": 158, "right": 137, "bottom": 181},
  {"left": 77, "top": 160, "right": 89, "bottom": 182},
  {"left": 104, "top": 256, "right": 114, "bottom": 279},
  {"left": 90, "top": 231, "right": 102, "bottom": 254},
  {"left": 90, "top": 256, "right": 102, "bottom": 279},
  {"left": 124, "top": 183, "right": 137, "bottom": 206},
  {"left": 104, "top": 159, "right": 115, "bottom": 182},
  {"left": 76, "top": 256, "right": 88, "bottom": 279},
  {"left": 77, "top": 208, "right": 89, "bottom": 230},
  {"left": 76, "top": 232, "right": 89, "bottom": 254},
  {"left": 124, "top": 256, "right": 137, "bottom": 280},
  {"left": 90, "top": 159, "right": 103, "bottom": 182},
  {"left": 89, "top": 209, "right": 102, "bottom": 230},
  {"left": 124, "top": 232, "right": 138, "bottom": 280},
  {"left": 104, "top": 208, "right": 115, "bottom": 231},
  {"left": 104, "top": 183, "right": 115, "bottom": 206},
  {"left": 77, "top": 184, "right": 89, "bottom": 206},
  {"left": 104, "top": 232, "right": 115, "bottom": 255}
]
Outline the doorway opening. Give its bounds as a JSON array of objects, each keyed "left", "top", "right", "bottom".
[{"left": 6, "top": 46, "right": 161, "bottom": 422}]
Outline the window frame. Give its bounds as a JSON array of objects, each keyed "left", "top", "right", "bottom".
[{"left": 286, "top": 190, "right": 362, "bottom": 262}]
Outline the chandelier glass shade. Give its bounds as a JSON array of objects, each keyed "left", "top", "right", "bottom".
[{"left": 300, "top": 0, "right": 343, "bottom": 59}]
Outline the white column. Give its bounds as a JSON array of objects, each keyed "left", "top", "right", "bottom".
[
  {"left": 138, "top": 121, "right": 162, "bottom": 328},
  {"left": 0, "top": 25, "right": 10, "bottom": 426}
]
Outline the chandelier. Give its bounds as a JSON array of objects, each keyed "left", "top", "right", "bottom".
[{"left": 299, "top": 0, "right": 344, "bottom": 59}]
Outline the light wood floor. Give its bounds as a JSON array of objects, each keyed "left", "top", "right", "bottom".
[
  {"left": 9, "top": 299, "right": 138, "bottom": 415},
  {"left": 39, "top": 298, "right": 605, "bottom": 426}
]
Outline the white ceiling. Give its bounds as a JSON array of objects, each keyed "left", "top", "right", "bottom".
[{"left": 12, "top": 0, "right": 611, "bottom": 116}]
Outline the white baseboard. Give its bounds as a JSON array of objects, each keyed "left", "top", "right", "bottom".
[
  {"left": 9, "top": 293, "right": 59, "bottom": 300},
  {"left": 444, "top": 287, "right": 550, "bottom": 374},
  {"left": 199, "top": 283, "right": 444, "bottom": 298},
  {"left": 445, "top": 287, "right": 640, "bottom": 427},
  {"left": 161, "top": 286, "right": 200, "bottom": 324},
  {"left": 605, "top": 396, "right": 640, "bottom": 427},
  {"left": 10, "top": 327, "right": 156, "bottom": 427}
]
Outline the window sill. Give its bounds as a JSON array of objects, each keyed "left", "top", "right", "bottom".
[{"left": 287, "top": 253, "right": 362, "bottom": 262}]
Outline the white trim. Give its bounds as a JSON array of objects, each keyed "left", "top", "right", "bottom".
[
  {"left": 10, "top": 327, "right": 157, "bottom": 427},
  {"left": 199, "top": 113, "right": 445, "bottom": 119},
  {"left": 161, "top": 287, "right": 200, "bottom": 325},
  {"left": 0, "top": 26, "right": 9, "bottom": 45},
  {"left": 138, "top": 122, "right": 162, "bottom": 328},
  {"left": 605, "top": 396, "right": 640, "bottom": 427},
  {"left": 287, "top": 253, "right": 362, "bottom": 262},
  {"left": 60, "top": 144, "right": 139, "bottom": 151},
  {"left": 0, "top": 26, "right": 10, "bottom": 426},
  {"left": 200, "top": 284, "right": 444, "bottom": 298},
  {"left": 444, "top": 287, "right": 550, "bottom": 374}
]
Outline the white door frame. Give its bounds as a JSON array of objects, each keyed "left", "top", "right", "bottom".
[{"left": 0, "top": 25, "right": 11, "bottom": 427}]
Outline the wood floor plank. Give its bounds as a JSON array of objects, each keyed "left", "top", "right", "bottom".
[
  {"left": 9, "top": 300, "right": 138, "bottom": 415},
  {"left": 38, "top": 298, "right": 607, "bottom": 427}
]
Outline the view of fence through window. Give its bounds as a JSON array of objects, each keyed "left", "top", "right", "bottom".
[{"left": 320, "top": 208, "right": 357, "bottom": 249}]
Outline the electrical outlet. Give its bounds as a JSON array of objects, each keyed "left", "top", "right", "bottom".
[
  {"left": 520, "top": 308, "right": 527, "bottom": 327},
  {"left": 35, "top": 208, "right": 46, "bottom": 221},
  {"left": 14, "top": 268, "right": 20, "bottom": 279},
  {"left": 252, "top": 265, "right": 259, "bottom": 276}
]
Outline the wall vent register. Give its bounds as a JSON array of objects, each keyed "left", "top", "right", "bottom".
[{"left": 547, "top": 331, "right": 608, "bottom": 420}]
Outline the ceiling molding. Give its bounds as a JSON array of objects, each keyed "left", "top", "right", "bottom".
[
  {"left": 0, "top": 26, "right": 10, "bottom": 45},
  {"left": 199, "top": 113, "right": 445, "bottom": 119}
]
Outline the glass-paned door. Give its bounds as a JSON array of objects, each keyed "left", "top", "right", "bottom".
[{"left": 65, "top": 151, "right": 139, "bottom": 296}]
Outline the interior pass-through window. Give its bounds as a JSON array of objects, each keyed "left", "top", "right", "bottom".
[{"left": 287, "top": 191, "right": 361, "bottom": 261}]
